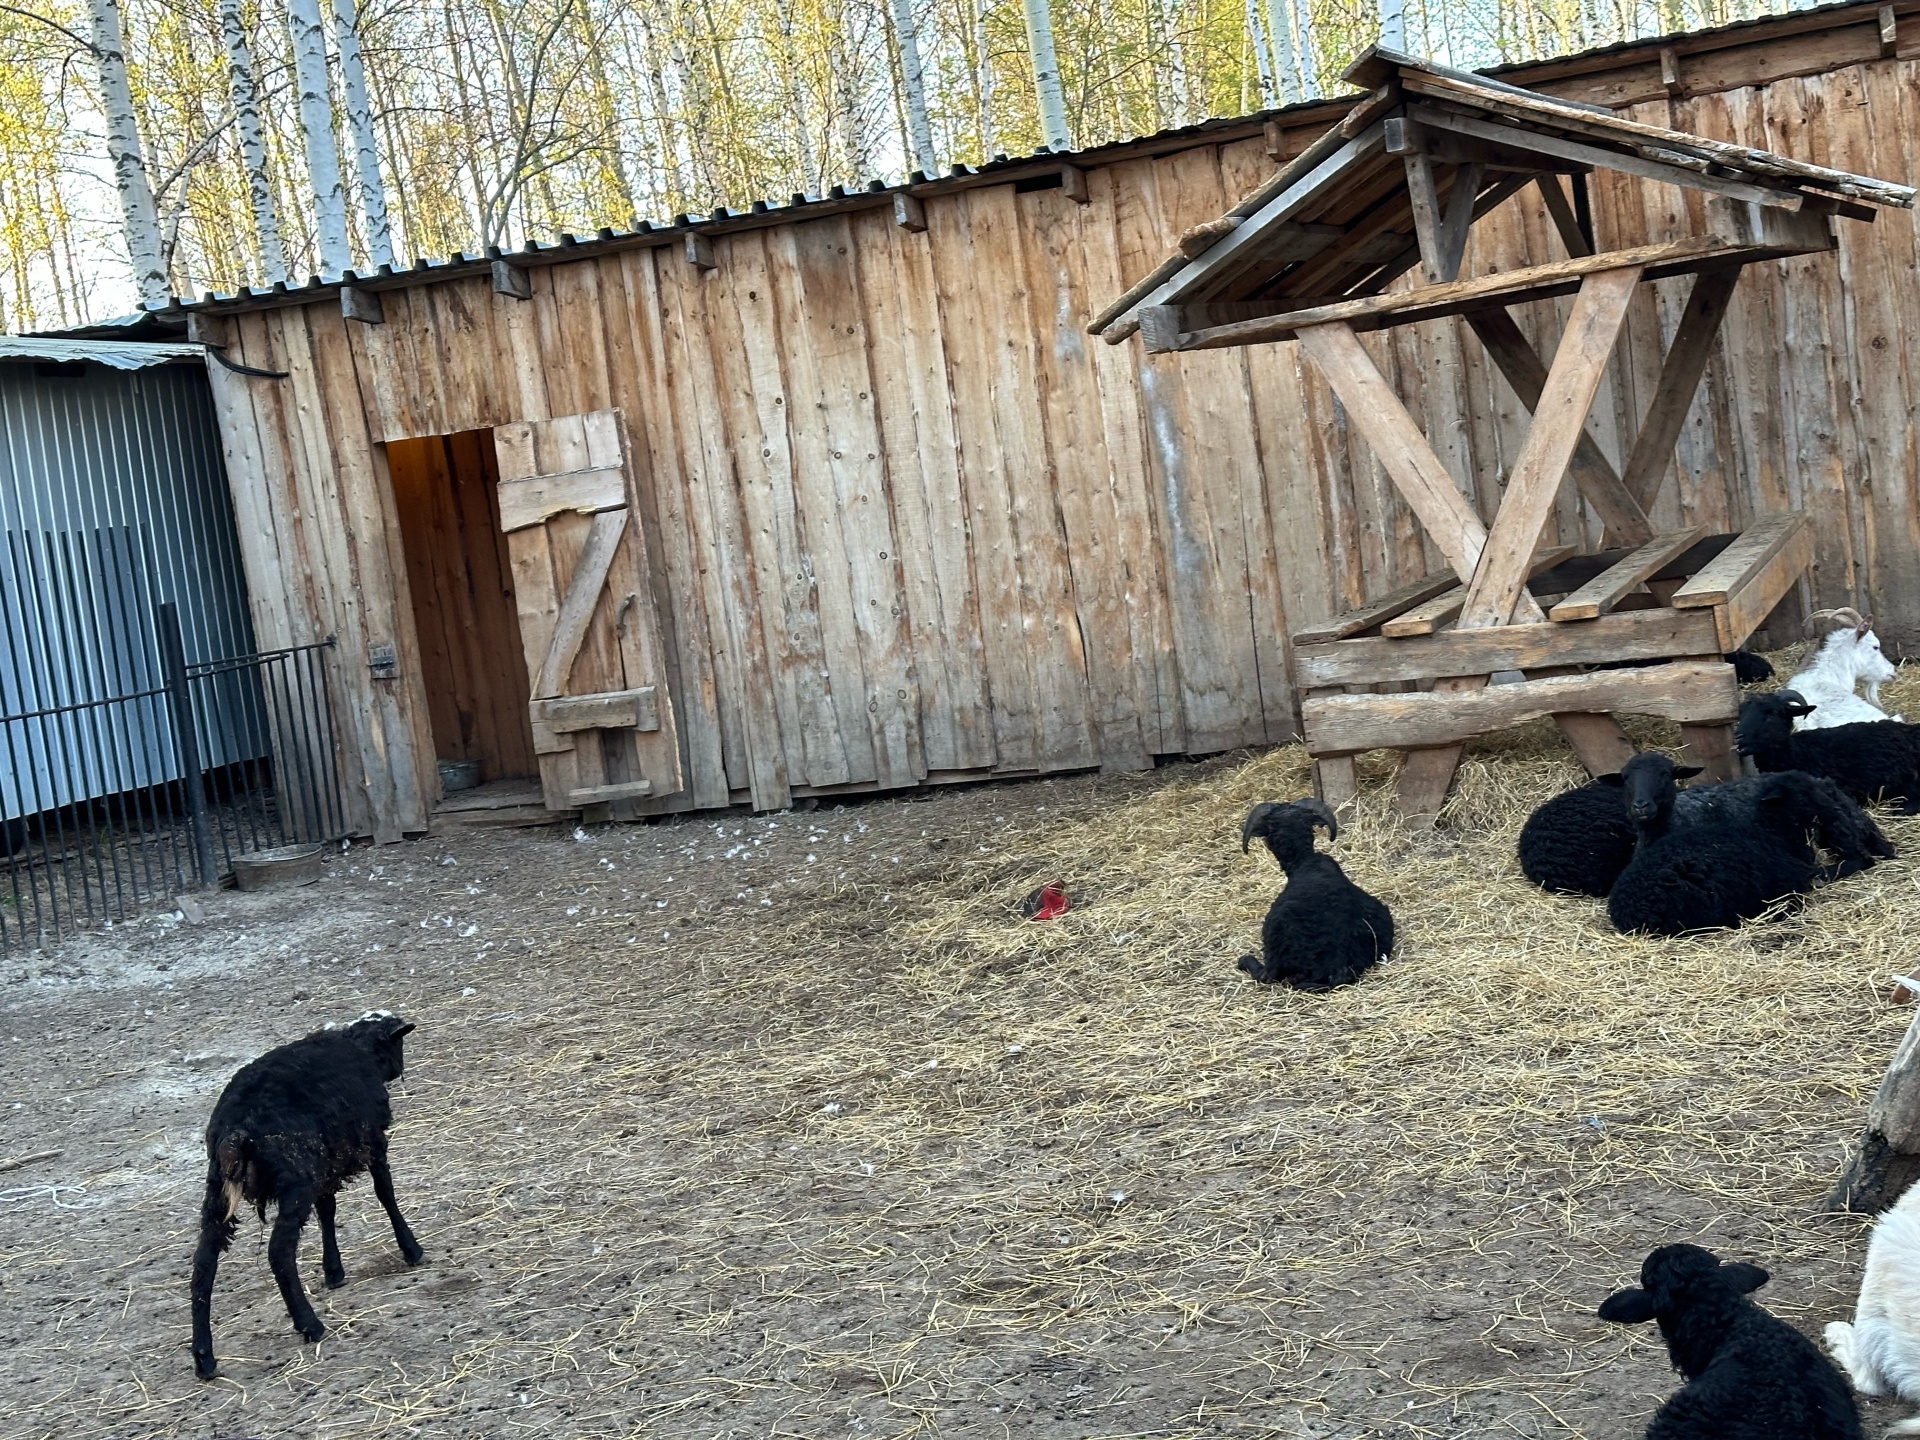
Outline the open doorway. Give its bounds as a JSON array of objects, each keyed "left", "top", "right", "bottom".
[{"left": 387, "top": 430, "right": 539, "bottom": 806}]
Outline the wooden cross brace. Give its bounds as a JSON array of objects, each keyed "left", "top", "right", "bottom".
[{"left": 1297, "top": 255, "right": 1745, "bottom": 823}]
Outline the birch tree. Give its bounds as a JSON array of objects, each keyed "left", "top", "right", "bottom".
[
  {"left": 286, "top": 0, "right": 352, "bottom": 272},
  {"left": 1264, "top": 0, "right": 1299, "bottom": 99},
  {"left": 217, "top": 0, "right": 286, "bottom": 283},
  {"left": 85, "top": 0, "right": 169, "bottom": 305},
  {"left": 1021, "top": 0, "right": 1068, "bottom": 150},
  {"left": 331, "top": 0, "right": 395, "bottom": 265},
  {"left": 886, "top": 0, "right": 937, "bottom": 176},
  {"left": 1378, "top": 0, "right": 1405, "bottom": 49}
]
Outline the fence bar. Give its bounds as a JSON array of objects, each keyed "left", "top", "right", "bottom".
[{"left": 156, "top": 603, "right": 217, "bottom": 888}]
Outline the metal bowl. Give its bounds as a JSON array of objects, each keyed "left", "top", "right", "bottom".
[
  {"left": 229, "top": 842, "right": 328, "bottom": 892},
  {"left": 438, "top": 759, "right": 483, "bottom": 792}
]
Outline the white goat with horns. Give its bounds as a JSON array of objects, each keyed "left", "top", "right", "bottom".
[{"left": 1785, "top": 608, "right": 1903, "bottom": 730}]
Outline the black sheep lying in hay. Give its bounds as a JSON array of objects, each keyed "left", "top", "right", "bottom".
[
  {"left": 190, "top": 1011, "right": 424, "bottom": 1380},
  {"left": 1237, "top": 798, "right": 1393, "bottom": 991}
]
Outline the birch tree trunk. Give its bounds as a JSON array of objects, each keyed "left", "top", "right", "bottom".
[
  {"left": 1020, "top": 0, "right": 1070, "bottom": 150},
  {"left": 973, "top": 0, "right": 996, "bottom": 157},
  {"left": 1263, "top": 0, "right": 1299, "bottom": 101},
  {"left": 331, "top": 0, "right": 395, "bottom": 266},
  {"left": 286, "top": 0, "right": 352, "bottom": 274},
  {"left": 1293, "top": 0, "right": 1319, "bottom": 97},
  {"left": 218, "top": 0, "right": 287, "bottom": 284},
  {"left": 887, "top": 0, "right": 938, "bottom": 178},
  {"left": 1244, "top": 0, "right": 1276, "bottom": 107},
  {"left": 1378, "top": 0, "right": 1406, "bottom": 50},
  {"left": 86, "top": 0, "right": 168, "bottom": 307}
]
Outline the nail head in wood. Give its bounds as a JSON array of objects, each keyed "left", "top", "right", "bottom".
[
  {"left": 1880, "top": 4, "right": 1898, "bottom": 57},
  {"left": 491, "top": 259, "right": 532, "bottom": 299},
  {"left": 339, "top": 286, "right": 384, "bottom": 324},
  {"left": 893, "top": 193, "right": 928, "bottom": 231},
  {"left": 1060, "top": 164, "right": 1089, "bottom": 204},
  {"left": 685, "top": 232, "right": 716, "bottom": 270}
]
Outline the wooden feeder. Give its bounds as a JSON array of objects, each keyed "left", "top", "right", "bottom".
[{"left": 1092, "top": 48, "right": 1914, "bottom": 823}]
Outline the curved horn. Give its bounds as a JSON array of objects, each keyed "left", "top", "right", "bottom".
[
  {"left": 1805, "top": 607, "right": 1865, "bottom": 638},
  {"left": 1240, "top": 802, "right": 1283, "bottom": 853},
  {"left": 1295, "top": 796, "right": 1339, "bottom": 842}
]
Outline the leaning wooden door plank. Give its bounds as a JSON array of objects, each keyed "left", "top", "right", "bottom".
[
  {"left": 1294, "top": 319, "right": 1491, "bottom": 585},
  {"left": 1617, "top": 265, "right": 1744, "bottom": 510},
  {"left": 1464, "top": 306, "right": 1652, "bottom": 545},
  {"left": 1459, "top": 266, "right": 1643, "bottom": 629},
  {"left": 496, "top": 467, "right": 628, "bottom": 532}
]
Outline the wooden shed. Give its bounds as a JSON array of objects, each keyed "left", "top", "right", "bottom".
[{"left": 151, "top": 0, "right": 1920, "bottom": 840}]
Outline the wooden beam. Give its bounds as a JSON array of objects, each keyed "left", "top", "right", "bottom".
[
  {"left": 1464, "top": 307, "right": 1651, "bottom": 544},
  {"left": 1678, "top": 722, "right": 1738, "bottom": 783},
  {"left": 1314, "top": 755, "right": 1360, "bottom": 813},
  {"left": 1145, "top": 236, "right": 1808, "bottom": 352},
  {"left": 1831, "top": 1001, "right": 1920, "bottom": 1213},
  {"left": 496, "top": 466, "right": 627, "bottom": 532},
  {"left": 1536, "top": 174, "right": 1593, "bottom": 256},
  {"left": 1263, "top": 120, "right": 1287, "bottom": 159},
  {"left": 1670, "top": 513, "right": 1807, "bottom": 608},
  {"left": 1616, "top": 266, "right": 1743, "bottom": 508},
  {"left": 1295, "top": 320, "right": 1504, "bottom": 592},
  {"left": 339, "top": 286, "right": 383, "bottom": 324},
  {"left": 1337, "top": 84, "right": 1401, "bottom": 138},
  {"left": 1302, "top": 659, "right": 1738, "bottom": 756},
  {"left": 568, "top": 780, "right": 654, "bottom": 805},
  {"left": 1549, "top": 525, "right": 1708, "bottom": 620},
  {"left": 685, "top": 232, "right": 716, "bottom": 270},
  {"left": 1881, "top": 3, "right": 1900, "bottom": 57},
  {"left": 1436, "top": 163, "right": 1484, "bottom": 281},
  {"left": 1458, "top": 266, "right": 1642, "bottom": 628},
  {"left": 1381, "top": 585, "right": 1464, "bottom": 636},
  {"left": 1708, "top": 516, "right": 1814, "bottom": 651},
  {"left": 1290, "top": 571, "right": 1464, "bottom": 644},
  {"left": 1295, "top": 606, "right": 1721, "bottom": 687},
  {"left": 893, "top": 193, "right": 928, "bottom": 231},
  {"left": 1061, "top": 165, "right": 1090, "bottom": 204},
  {"left": 491, "top": 259, "right": 532, "bottom": 299},
  {"left": 1409, "top": 103, "right": 1804, "bottom": 210},
  {"left": 1660, "top": 45, "right": 1685, "bottom": 94}
]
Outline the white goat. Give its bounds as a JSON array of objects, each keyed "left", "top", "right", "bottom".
[
  {"left": 1786, "top": 608, "right": 1903, "bottom": 730},
  {"left": 1827, "top": 1179, "right": 1920, "bottom": 1433}
]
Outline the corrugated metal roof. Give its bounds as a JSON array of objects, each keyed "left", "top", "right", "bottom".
[{"left": 0, "top": 337, "right": 204, "bottom": 370}]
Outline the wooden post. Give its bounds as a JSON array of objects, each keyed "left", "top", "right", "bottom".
[
  {"left": 339, "top": 285, "right": 384, "bottom": 323},
  {"left": 1832, "top": 1002, "right": 1920, "bottom": 1213},
  {"left": 1617, "top": 265, "right": 1742, "bottom": 509},
  {"left": 893, "top": 193, "right": 928, "bottom": 231},
  {"left": 492, "top": 260, "right": 532, "bottom": 299},
  {"left": 1677, "top": 720, "right": 1737, "bottom": 782}
]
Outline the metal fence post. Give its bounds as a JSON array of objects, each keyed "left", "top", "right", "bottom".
[{"left": 157, "top": 603, "right": 217, "bottom": 887}]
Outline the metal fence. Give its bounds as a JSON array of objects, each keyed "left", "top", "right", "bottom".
[{"left": 0, "top": 603, "right": 346, "bottom": 954}]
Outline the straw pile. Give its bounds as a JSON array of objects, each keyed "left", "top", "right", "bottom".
[{"left": 13, "top": 647, "right": 1920, "bottom": 1439}]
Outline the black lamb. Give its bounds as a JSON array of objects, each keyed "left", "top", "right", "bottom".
[
  {"left": 1618, "top": 752, "right": 1894, "bottom": 882},
  {"left": 1726, "top": 650, "right": 1775, "bottom": 684},
  {"left": 191, "top": 1011, "right": 424, "bottom": 1380},
  {"left": 1737, "top": 689, "right": 1920, "bottom": 813},
  {"left": 1517, "top": 777, "right": 1642, "bottom": 896},
  {"left": 1599, "top": 1243, "right": 1862, "bottom": 1440},
  {"left": 1237, "top": 799, "right": 1393, "bottom": 991},
  {"left": 1606, "top": 754, "right": 1837, "bottom": 935}
]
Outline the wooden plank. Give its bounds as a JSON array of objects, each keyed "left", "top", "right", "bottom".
[
  {"left": 1293, "top": 320, "right": 1494, "bottom": 586},
  {"left": 568, "top": 780, "right": 653, "bottom": 804},
  {"left": 1463, "top": 306, "right": 1652, "bottom": 544},
  {"left": 533, "top": 688, "right": 658, "bottom": 733},
  {"left": 1290, "top": 570, "right": 1462, "bottom": 644},
  {"left": 1554, "top": 713, "right": 1639, "bottom": 775},
  {"left": 1536, "top": 174, "right": 1593, "bottom": 256},
  {"left": 1296, "top": 606, "right": 1721, "bottom": 686},
  {"left": 496, "top": 466, "right": 627, "bottom": 531},
  {"left": 1314, "top": 754, "right": 1359, "bottom": 812},
  {"left": 1458, "top": 266, "right": 1642, "bottom": 628},
  {"left": 1407, "top": 102, "right": 1805, "bottom": 210},
  {"left": 1549, "top": 525, "right": 1708, "bottom": 620},
  {"left": 1380, "top": 586, "right": 1463, "bottom": 637},
  {"left": 1714, "top": 516, "right": 1814, "bottom": 651},
  {"left": 1678, "top": 721, "right": 1738, "bottom": 782},
  {"left": 1303, "top": 658, "right": 1738, "bottom": 755},
  {"left": 1670, "top": 512, "right": 1807, "bottom": 607},
  {"left": 1614, "top": 266, "right": 1744, "bottom": 510},
  {"left": 533, "top": 507, "right": 630, "bottom": 698}
]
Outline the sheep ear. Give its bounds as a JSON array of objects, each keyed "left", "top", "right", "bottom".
[
  {"left": 391, "top": 1022, "right": 416, "bottom": 1041},
  {"left": 1674, "top": 765, "right": 1704, "bottom": 780},
  {"left": 1596, "top": 772, "right": 1624, "bottom": 787},
  {"left": 1721, "top": 1262, "right": 1769, "bottom": 1294},
  {"left": 1598, "top": 1287, "right": 1659, "bottom": 1324}
]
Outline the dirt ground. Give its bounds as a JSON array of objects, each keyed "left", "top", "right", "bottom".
[{"left": 2, "top": 728, "right": 1918, "bottom": 1440}]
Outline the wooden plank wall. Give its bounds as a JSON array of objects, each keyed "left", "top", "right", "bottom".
[{"left": 202, "top": 47, "right": 1920, "bottom": 836}]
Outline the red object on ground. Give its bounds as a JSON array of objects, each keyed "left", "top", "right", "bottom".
[{"left": 1022, "top": 881, "right": 1072, "bottom": 921}]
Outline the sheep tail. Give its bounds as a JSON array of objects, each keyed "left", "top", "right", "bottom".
[
  {"left": 1883, "top": 1418, "right": 1920, "bottom": 1437},
  {"left": 214, "top": 1130, "right": 263, "bottom": 1223}
]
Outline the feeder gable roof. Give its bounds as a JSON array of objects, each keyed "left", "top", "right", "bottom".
[{"left": 1090, "top": 46, "right": 1915, "bottom": 345}]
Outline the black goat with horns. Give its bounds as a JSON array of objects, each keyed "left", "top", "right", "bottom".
[{"left": 1237, "top": 799, "right": 1395, "bottom": 991}]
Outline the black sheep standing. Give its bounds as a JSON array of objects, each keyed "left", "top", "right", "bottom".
[
  {"left": 1237, "top": 799, "right": 1394, "bottom": 990},
  {"left": 190, "top": 1011, "right": 425, "bottom": 1380}
]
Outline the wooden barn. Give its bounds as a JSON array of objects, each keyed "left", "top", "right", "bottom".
[{"left": 142, "top": 0, "right": 1920, "bottom": 840}]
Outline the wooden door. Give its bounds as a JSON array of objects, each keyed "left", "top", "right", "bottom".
[{"left": 493, "top": 410, "right": 683, "bottom": 813}]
